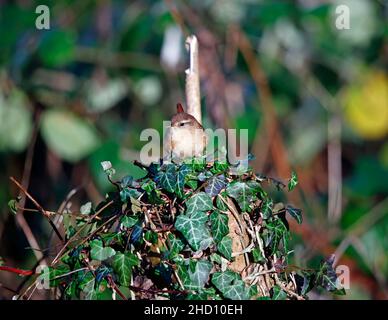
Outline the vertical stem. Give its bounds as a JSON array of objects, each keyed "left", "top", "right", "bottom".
[
  {"left": 185, "top": 35, "right": 202, "bottom": 124},
  {"left": 328, "top": 113, "right": 342, "bottom": 224}
]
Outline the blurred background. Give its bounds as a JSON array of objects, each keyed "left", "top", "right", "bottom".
[{"left": 0, "top": 0, "right": 387, "bottom": 299}]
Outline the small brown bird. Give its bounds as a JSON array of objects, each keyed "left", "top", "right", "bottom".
[{"left": 163, "top": 103, "right": 207, "bottom": 161}]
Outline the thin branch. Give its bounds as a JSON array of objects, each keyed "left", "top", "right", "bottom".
[{"left": 10, "top": 177, "right": 63, "bottom": 242}]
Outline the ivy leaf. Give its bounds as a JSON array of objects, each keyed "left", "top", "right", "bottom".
[
  {"left": 8, "top": 199, "right": 19, "bottom": 215},
  {"left": 218, "top": 236, "right": 233, "bottom": 260},
  {"left": 167, "top": 233, "right": 185, "bottom": 258},
  {"left": 205, "top": 174, "right": 226, "bottom": 197},
  {"left": 120, "top": 215, "right": 138, "bottom": 228},
  {"left": 261, "top": 198, "right": 273, "bottom": 219},
  {"left": 176, "top": 164, "right": 190, "bottom": 198},
  {"left": 175, "top": 211, "right": 213, "bottom": 251},
  {"left": 264, "top": 219, "right": 289, "bottom": 254},
  {"left": 80, "top": 202, "right": 92, "bottom": 215},
  {"left": 120, "top": 188, "right": 142, "bottom": 203},
  {"left": 211, "top": 271, "right": 238, "bottom": 292},
  {"left": 121, "top": 175, "right": 134, "bottom": 188},
  {"left": 185, "top": 192, "right": 213, "bottom": 215},
  {"left": 272, "top": 285, "right": 287, "bottom": 300},
  {"left": 155, "top": 164, "right": 176, "bottom": 193},
  {"left": 288, "top": 171, "right": 298, "bottom": 191},
  {"left": 90, "top": 239, "right": 116, "bottom": 261},
  {"left": 317, "top": 255, "right": 341, "bottom": 292},
  {"left": 185, "top": 259, "right": 213, "bottom": 290},
  {"left": 210, "top": 211, "right": 229, "bottom": 243},
  {"left": 211, "top": 161, "right": 229, "bottom": 174},
  {"left": 286, "top": 205, "right": 303, "bottom": 224},
  {"left": 211, "top": 271, "right": 250, "bottom": 300},
  {"left": 226, "top": 181, "right": 261, "bottom": 212},
  {"left": 79, "top": 273, "right": 97, "bottom": 300},
  {"left": 130, "top": 223, "right": 143, "bottom": 244},
  {"left": 112, "top": 252, "right": 139, "bottom": 287},
  {"left": 216, "top": 194, "right": 229, "bottom": 211}
]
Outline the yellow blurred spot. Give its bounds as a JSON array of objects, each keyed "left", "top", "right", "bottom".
[{"left": 342, "top": 70, "right": 388, "bottom": 139}]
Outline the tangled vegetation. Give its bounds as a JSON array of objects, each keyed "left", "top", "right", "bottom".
[{"left": 7, "top": 156, "right": 343, "bottom": 300}]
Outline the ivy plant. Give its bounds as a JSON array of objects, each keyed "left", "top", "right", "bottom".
[{"left": 9, "top": 157, "right": 343, "bottom": 300}]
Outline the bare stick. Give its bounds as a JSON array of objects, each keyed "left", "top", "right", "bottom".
[
  {"left": 185, "top": 35, "right": 202, "bottom": 124},
  {"left": 10, "top": 177, "right": 63, "bottom": 242}
]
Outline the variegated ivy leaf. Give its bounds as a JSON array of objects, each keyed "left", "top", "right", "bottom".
[
  {"left": 218, "top": 235, "right": 232, "bottom": 260},
  {"left": 185, "top": 259, "right": 212, "bottom": 290},
  {"left": 167, "top": 233, "right": 185, "bottom": 258},
  {"left": 176, "top": 164, "right": 190, "bottom": 198},
  {"left": 226, "top": 180, "right": 261, "bottom": 212},
  {"left": 175, "top": 211, "right": 213, "bottom": 251},
  {"left": 272, "top": 285, "right": 287, "bottom": 300},
  {"left": 112, "top": 252, "right": 139, "bottom": 286},
  {"left": 79, "top": 273, "right": 97, "bottom": 300},
  {"left": 90, "top": 239, "right": 116, "bottom": 261},
  {"left": 155, "top": 164, "right": 176, "bottom": 193},
  {"left": 286, "top": 205, "right": 303, "bottom": 224},
  {"left": 120, "top": 215, "right": 138, "bottom": 228},
  {"left": 261, "top": 198, "right": 273, "bottom": 219},
  {"left": 288, "top": 171, "right": 298, "bottom": 191},
  {"left": 120, "top": 188, "right": 142, "bottom": 203},
  {"left": 185, "top": 192, "right": 213, "bottom": 215},
  {"left": 211, "top": 271, "right": 250, "bottom": 300},
  {"left": 210, "top": 211, "right": 229, "bottom": 243},
  {"left": 205, "top": 174, "right": 226, "bottom": 197}
]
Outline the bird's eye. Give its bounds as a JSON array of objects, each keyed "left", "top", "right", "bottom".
[{"left": 179, "top": 122, "right": 185, "bottom": 127}]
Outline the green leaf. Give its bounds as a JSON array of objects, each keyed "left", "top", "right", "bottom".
[
  {"left": 211, "top": 161, "right": 229, "bottom": 174},
  {"left": 211, "top": 271, "right": 238, "bottom": 292},
  {"left": 8, "top": 199, "right": 19, "bottom": 215},
  {"left": 186, "top": 179, "right": 198, "bottom": 190},
  {"left": 216, "top": 194, "right": 229, "bottom": 211},
  {"left": 226, "top": 181, "right": 261, "bottom": 212},
  {"left": 90, "top": 239, "right": 116, "bottom": 261},
  {"left": 286, "top": 205, "right": 303, "bottom": 224},
  {"left": 155, "top": 164, "right": 176, "bottom": 193},
  {"left": 205, "top": 174, "right": 226, "bottom": 196},
  {"left": 0, "top": 89, "right": 33, "bottom": 152},
  {"left": 264, "top": 219, "right": 289, "bottom": 254},
  {"left": 212, "top": 271, "right": 250, "bottom": 300},
  {"left": 210, "top": 211, "right": 229, "bottom": 243},
  {"left": 175, "top": 211, "right": 213, "bottom": 251},
  {"left": 185, "top": 259, "right": 213, "bottom": 290},
  {"left": 40, "top": 109, "right": 100, "bottom": 162},
  {"left": 112, "top": 252, "right": 139, "bottom": 287},
  {"left": 176, "top": 164, "right": 190, "bottom": 198},
  {"left": 79, "top": 273, "right": 97, "bottom": 300},
  {"left": 120, "top": 188, "right": 142, "bottom": 202},
  {"left": 218, "top": 236, "right": 233, "bottom": 260},
  {"left": 80, "top": 202, "right": 92, "bottom": 215},
  {"left": 167, "top": 233, "right": 185, "bottom": 258},
  {"left": 261, "top": 198, "right": 273, "bottom": 219},
  {"left": 272, "top": 285, "right": 287, "bottom": 300},
  {"left": 252, "top": 248, "right": 266, "bottom": 264},
  {"left": 288, "top": 171, "right": 298, "bottom": 191},
  {"left": 121, "top": 215, "right": 138, "bottom": 228},
  {"left": 185, "top": 192, "right": 213, "bottom": 215},
  {"left": 184, "top": 157, "right": 206, "bottom": 171}
]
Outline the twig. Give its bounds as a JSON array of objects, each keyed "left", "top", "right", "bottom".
[
  {"left": 12, "top": 113, "right": 46, "bottom": 263},
  {"left": 10, "top": 177, "right": 63, "bottom": 242},
  {"left": 51, "top": 200, "right": 114, "bottom": 265}
]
